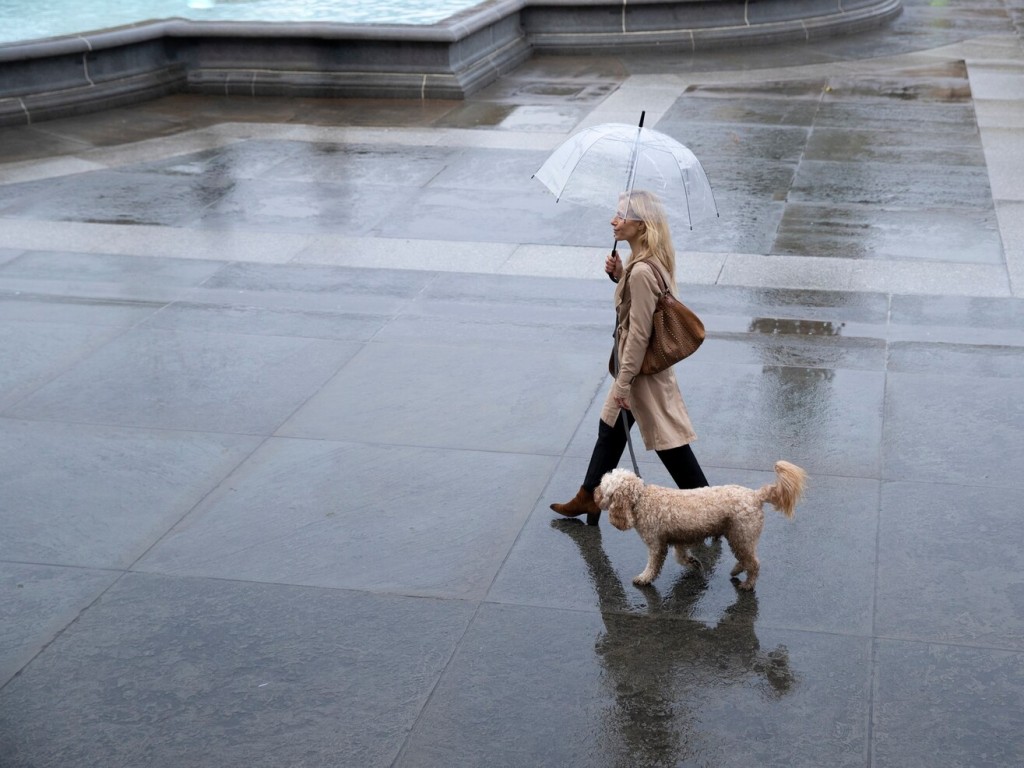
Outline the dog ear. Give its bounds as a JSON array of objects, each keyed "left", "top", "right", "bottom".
[
  {"left": 597, "top": 469, "right": 625, "bottom": 510},
  {"left": 608, "top": 490, "right": 634, "bottom": 531},
  {"left": 624, "top": 472, "right": 644, "bottom": 504}
]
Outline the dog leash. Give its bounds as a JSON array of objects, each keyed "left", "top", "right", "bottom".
[{"left": 611, "top": 333, "right": 642, "bottom": 478}]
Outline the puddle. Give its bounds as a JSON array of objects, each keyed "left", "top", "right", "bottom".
[
  {"left": 748, "top": 318, "right": 843, "bottom": 337},
  {"left": 434, "top": 102, "right": 518, "bottom": 128}
]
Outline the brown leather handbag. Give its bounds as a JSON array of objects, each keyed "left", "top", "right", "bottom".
[
  {"left": 641, "top": 264, "right": 705, "bottom": 374},
  {"left": 610, "top": 262, "right": 705, "bottom": 376}
]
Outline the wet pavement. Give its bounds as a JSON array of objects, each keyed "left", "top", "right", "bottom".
[{"left": 1, "top": 0, "right": 1024, "bottom": 765}]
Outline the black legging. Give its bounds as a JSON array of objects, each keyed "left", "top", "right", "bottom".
[{"left": 582, "top": 412, "right": 708, "bottom": 492}]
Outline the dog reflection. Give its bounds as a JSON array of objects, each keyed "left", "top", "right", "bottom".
[{"left": 553, "top": 519, "right": 795, "bottom": 766}]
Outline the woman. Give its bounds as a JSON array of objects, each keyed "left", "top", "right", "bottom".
[{"left": 551, "top": 190, "right": 708, "bottom": 525}]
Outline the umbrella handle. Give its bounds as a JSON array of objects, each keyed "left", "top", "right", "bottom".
[{"left": 607, "top": 240, "right": 621, "bottom": 283}]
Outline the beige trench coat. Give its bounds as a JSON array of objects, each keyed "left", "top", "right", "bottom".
[{"left": 600, "top": 259, "right": 698, "bottom": 451}]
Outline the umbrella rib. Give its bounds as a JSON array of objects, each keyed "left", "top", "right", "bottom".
[
  {"left": 671, "top": 158, "right": 695, "bottom": 230},
  {"left": 704, "top": 166, "right": 721, "bottom": 219},
  {"left": 623, "top": 125, "right": 645, "bottom": 205},
  {"left": 552, "top": 130, "right": 618, "bottom": 202}
]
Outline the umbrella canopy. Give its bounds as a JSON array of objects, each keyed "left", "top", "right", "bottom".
[{"left": 533, "top": 122, "right": 718, "bottom": 230}]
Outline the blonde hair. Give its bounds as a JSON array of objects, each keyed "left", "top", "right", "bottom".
[{"left": 620, "top": 190, "right": 676, "bottom": 281}]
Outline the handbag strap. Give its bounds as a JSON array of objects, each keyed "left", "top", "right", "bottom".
[
  {"left": 619, "top": 260, "right": 671, "bottom": 309},
  {"left": 645, "top": 260, "right": 671, "bottom": 297}
]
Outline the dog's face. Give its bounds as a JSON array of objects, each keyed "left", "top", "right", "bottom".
[{"left": 595, "top": 469, "right": 644, "bottom": 531}]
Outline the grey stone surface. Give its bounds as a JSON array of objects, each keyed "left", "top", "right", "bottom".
[
  {"left": 0, "top": 419, "right": 260, "bottom": 567},
  {"left": 888, "top": 293, "right": 1024, "bottom": 345},
  {"left": 294, "top": 236, "right": 519, "bottom": 274},
  {"left": 788, "top": 158, "right": 993, "bottom": 208},
  {"left": 6, "top": 327, "right": 363, "bottom": 434},
  {"left": 263, "top": 142, "right": 457, "bottom": 187},
  {"left": 135, "top": 438, "right": 556, "bottom": 599},
  {"left": 0, "top": 573, "right": 475, "bottom": 768},
  {"left": 141, "top": 301, "right": 391, "bottom": 341},
  {"left": 883, "top": 371, "right": 1024, "bottom": 487},
  {"left": 0, "top": 320, "right": 126, "bottom": 411},
  {"left": 189, "top": 261, "right": 437, "bottom": 314},
  {"left": 0, "top": 170, "right": 234, "bottom": 226},
  {"left": 984, "top": 126, "right": 1024, "bottom": 201},
  {"left": 876, "top": 482, "right": 1024, "bottom": 649},
  {"left": 193, "top": 178, "right": 423, "bottom": 235},
  {"left": 873, "top": 640, "right": 1024, "bottom": 768},
  {"left": 2, "top": 2, "right": 1024, "bottom": 765},
  {"left": 370, "top": 185, "right": 612, "bottom": 246},
  {"left": 0, "top": 292, "right": 164, "bottom": 328},
  {"left": 773, "top": 203, "right": 1002, "bottom": 263},
  {"left": 0, "top": 250, "right": 225, "bottom": 302},
  {"left": 997, "top": 200, "right": 1024, "bottom": 295},
  {"left": 0, "top": 563, "right": 118, "bottom": 686},
  {"left": 276, "top": 337, "right": 604, "bottom": 454}
]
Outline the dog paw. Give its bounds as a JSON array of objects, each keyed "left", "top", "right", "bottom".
[{"left": 632, "top": 574, "right": 653, "bottom": 586}]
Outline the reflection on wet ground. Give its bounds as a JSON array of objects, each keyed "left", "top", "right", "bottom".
[
  {"left": 555, "top": 521, "right": 796, "bottom": 766},
  {"left": 748, "top": 317, "right": 843, "bottom": 337},
  {"left": 1, "top": 0, "right": 1023, "bottom": 765}
]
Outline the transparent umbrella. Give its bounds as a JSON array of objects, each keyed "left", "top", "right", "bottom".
[{"left": 533, "top": 117, "right": 718, "bottom": 232}]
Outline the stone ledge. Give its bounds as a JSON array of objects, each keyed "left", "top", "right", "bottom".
[
  {"left": 525, "top": 0, "right": 903, "bottom": 51},
  {"left": 0, "top": 0, "right": 902, "bottom": 126}
]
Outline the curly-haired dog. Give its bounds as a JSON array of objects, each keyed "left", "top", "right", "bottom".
[{"left": 594, "top": 462, "right": 807, "bottom": 590}]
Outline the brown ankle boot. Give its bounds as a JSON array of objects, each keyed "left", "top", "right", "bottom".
[{"left": 550, "top": 486, "right": 599, "bottom": 520}]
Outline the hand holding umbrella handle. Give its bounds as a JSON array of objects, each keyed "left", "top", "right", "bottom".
[{"left": 606, "top": 242, "right": 623, "bottom": 283}]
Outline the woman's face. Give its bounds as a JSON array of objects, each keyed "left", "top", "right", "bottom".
[{"left": 611, "top": 210, "right": 642, "bottom": 243}]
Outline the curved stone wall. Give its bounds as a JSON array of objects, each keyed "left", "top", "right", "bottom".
[
  {"left": 0, "top": 0, "right": 902, "bottom": 127},
  {"left": 524, "top": 0, "right": 904, "bottom": 51}
]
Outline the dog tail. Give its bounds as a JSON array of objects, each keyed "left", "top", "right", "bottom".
[{"left": 758, "top": 461, "right": 807, "bottom": 519}]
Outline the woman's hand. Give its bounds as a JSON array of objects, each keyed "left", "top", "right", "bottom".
[
  {"left": 605, "top": 250, "right": 623, "bottom": 283},
  {"left": 614, "top": 395, "right": 631, "bottom": 411}
]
